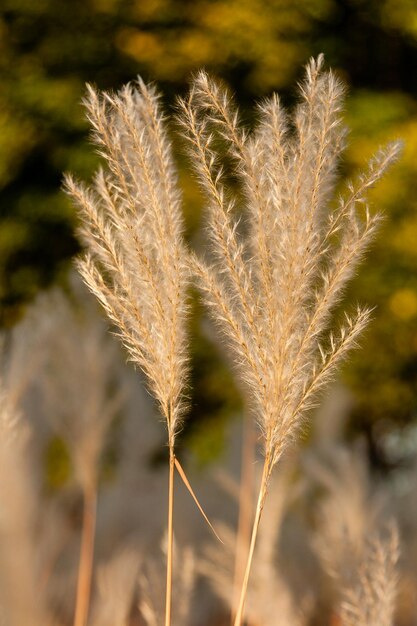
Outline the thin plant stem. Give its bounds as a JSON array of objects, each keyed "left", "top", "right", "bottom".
[
  {"left": 174, "top": 456, "right": 223, "bottom": 542},
  {"left": 233, "top": 455, "right": 271, "bottom": 626},
  {"left": 73, "top": 482, "right": 97, "bottom": 626},
  {"left": 165, "top": 445, "right": 175, "bottom": 626},
  {"left": 231, "top": 413, "right": 255, "bottom": 625}
]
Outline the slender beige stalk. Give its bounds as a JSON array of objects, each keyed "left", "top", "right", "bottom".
[
  {"left": 65, "top": 80, "right": 191, "bottom": 626},
  {"left": 178, "top": 57, "right": 402, "bottom": 626},
  {"left": 231, "top": 414, "right": 255, "bottom": 624},
  {"left": 165, "top": 446, "right": 175, "bottom": 626},
  {"left": 174, "top": 457, "right": 223, "bottom": 542},
  {"left": 74, "top": 482, "right": 97, "bottom": 626},
  {"left": 233, "top": 455, "right": 271, "bottom": 626}
]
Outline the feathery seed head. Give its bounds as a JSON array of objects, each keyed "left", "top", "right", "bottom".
[
  {"left": 66, "top": 59, "right": 401, "bottom": 470},
  {"left": 178, "top": 57, "right": 401, "bottom": 477},
  {"left": 65, "top": 79, "right": 190, "bottom": 446}
]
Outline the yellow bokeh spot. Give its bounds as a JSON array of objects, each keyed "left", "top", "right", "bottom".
[
  {"left": 380, "top": 0, "right": 417, "bottom": 39},
  {"left": 389, "top": 288, "right": 417, "bottom": 320},
  {"left": 89, "top": 0, "right": 118, "bottom": 13},
  {"left": 177, "top": 32, "right": 217, "bottom": 66},
  {"left": 115, "top": 29, "right": 162, "bottom": 63},
  {"left": 131, "top": 0, "right": 169, "bottom": 20},
  {"left": 392, "top": 215, "right": 417, "bottom": 259}
]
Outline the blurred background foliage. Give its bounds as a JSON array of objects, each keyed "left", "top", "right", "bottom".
[{"left": 1, "top": 0, "right": 417, "bottom": 466}]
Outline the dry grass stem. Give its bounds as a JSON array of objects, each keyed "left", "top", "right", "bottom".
[
  {"left": 177, "top": 55, "right": 401, "bottom": 625},
  {"left": 74, "top": 484, "right": 98, "bottom": 626},
  {"left": 201, "top": 470, "right": 303, "bottom": 626},
  {"left": 65, "top": 79, "right": 190, "bottom": 626},
  {"left": 139, "top": 541, "right": 196, "bottom": 626},
  {"left": 231, "top": 415, "right": 256, "bottom": 624},
  {"left": 174, "top": 456, "right": 223, "bottom": 542}
]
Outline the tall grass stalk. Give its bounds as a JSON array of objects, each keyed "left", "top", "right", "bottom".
[
  {"left": 177, "top": 56, "right": 401, "bottom": 626},
  {"left": 231, "top": 414, "right": 255, "bottom": 624},
  {"left": 64, "top": 81, "right": 190, "bottom": 626},
  {"left": 165, "top": 445, "right": 175, "bottom": 626},
  {"left": 233, "top": 454, "right": 270, "bottom": 626}
]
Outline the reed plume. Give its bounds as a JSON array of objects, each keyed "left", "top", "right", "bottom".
[
  {"left": 138, "top": 540, "right": 196, "bottom": 626},
  {"left": 91, "top": 547, "right": 140, "bottom": 626},
  {"left": 38, "top": 287, "right": 123, "bottom": 626},
  {"left": 64, "top": 79, "right": 190, "bottom": 626},
  {"left": 339, "top": 527, "right": 399, "bottom": 626},
  {"left": 177, "top": 54, "right": 401, "bottom": 625},
  {"left": 310, "top": 443, "right": 398, "bottom": 626},
  {"left": 0, "top": 317, "right": 48, "bottom": 626}
]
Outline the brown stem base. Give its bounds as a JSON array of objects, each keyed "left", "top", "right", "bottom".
[{"left": 73, "top": 483, "right": 97, "bottom": 626}]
